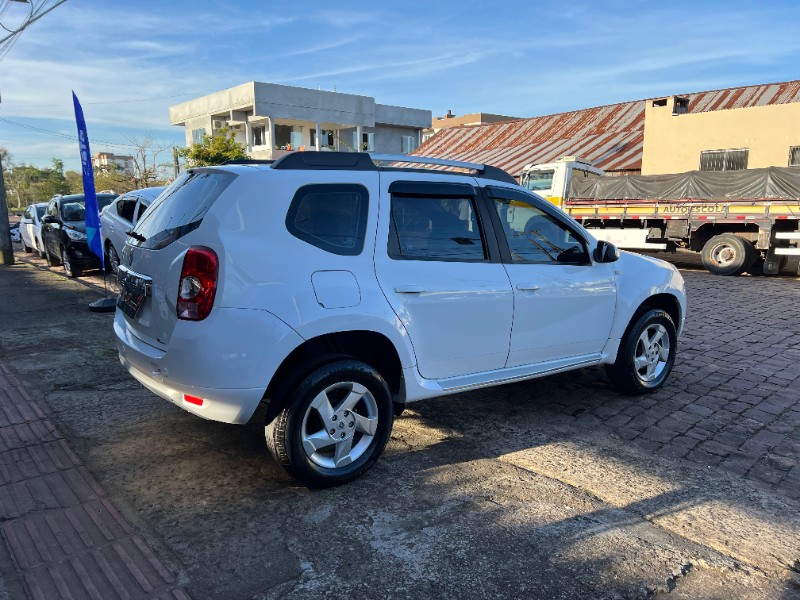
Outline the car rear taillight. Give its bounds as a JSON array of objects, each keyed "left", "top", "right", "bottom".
[{"left": 177, "top": 246, "right": 218, "bottom": 321}]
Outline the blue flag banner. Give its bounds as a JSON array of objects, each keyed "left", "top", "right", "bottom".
[{"left": 72, "top": 92, "right": 104, "bottom": 269}]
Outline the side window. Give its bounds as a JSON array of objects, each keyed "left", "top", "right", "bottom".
[
  {"left": 47, "top": 201, "right": 59, "bottom": 218},
  {"left": 492, "top": 198, "right": 588, "bottom": 264},
  {"left": 24, "top": 207, "right": 32, "bottom": 219},
  {"left": 285, "top": 184, "right": 368, "bottom": 256},
  {"left": 116, "top": 197, "right": 136, "bottom": 222},
  {"left": 390, "top": 195, "right": 486, "bottom": 261},
  {"left": 135, "top": 202, "right": 148, "bottom": 222}
]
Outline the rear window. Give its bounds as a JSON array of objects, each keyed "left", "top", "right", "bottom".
[
  {"left": 36, "top": 205, "right": 46, "bottom": 218},
  {"left": 131, "top": 171, "right": 236, "bottom": 250},
  {"left": 285, "top": 184, "right": 368, "bottom": 255}
]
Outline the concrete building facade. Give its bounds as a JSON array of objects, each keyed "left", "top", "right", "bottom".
[
  {"left": 642, "top": 92, "right": 800, "bottom": 174},
  {"left": 169, "top": 82, "right": 432, "bottom": 160}
]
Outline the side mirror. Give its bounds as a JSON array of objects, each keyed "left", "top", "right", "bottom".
[
  {"left": 42, "top": 215, "right": 58, "bottom": 224},
  {"left": 593, "top": 240, "right": 620, "bottom": 263}
]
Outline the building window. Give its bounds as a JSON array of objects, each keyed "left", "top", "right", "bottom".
[
  {"left": 353, "top": 131, "right": 374, "bottom": 151},
  {"left": 253, "top": 126, "right": 267, "bottom": 146},
  {"left": 311, "top": 129, "right": 334, "bottom": 149},
  {"left": 673, "top": 96, "right": 689, "bottom": 115},
  {"left": 790, "top": 146, "right": 800, "bottom": 167},
  {"left": 192, "top": 128, "right": 206, "bottom": 144},
  {"left": 700, "top": 148, "right": 749, "bottom": 172},
  {"left": 401, "top": 135, "right": 418, "bottom": 154}
]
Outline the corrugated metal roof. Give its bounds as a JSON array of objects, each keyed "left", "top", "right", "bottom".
[{"left": 415, "top": 80, "right": 800, "bottom": 176}]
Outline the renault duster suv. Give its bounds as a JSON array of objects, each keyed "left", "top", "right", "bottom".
[{"left": 114, "top": 152, "right": 686, "bottom": 487}]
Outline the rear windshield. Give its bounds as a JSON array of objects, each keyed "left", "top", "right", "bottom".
[{"left": 130, "top": 171, "right": 236, "bottom": 250}]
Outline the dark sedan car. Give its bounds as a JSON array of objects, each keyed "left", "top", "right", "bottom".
[{"left": 41, "top": 193, "right": 118, "bottom": 277}]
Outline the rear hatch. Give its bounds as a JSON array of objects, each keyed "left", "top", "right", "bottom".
[{"left": 118, "top": 169, "right": 236, "bottom": 349}]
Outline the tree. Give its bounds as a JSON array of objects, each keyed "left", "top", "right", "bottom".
[
  {"left": 2, "top": 151, "right": 69, "bottom": 208},
  {"left": 178, "top": 127, "right": 247, "bottom": 167}
]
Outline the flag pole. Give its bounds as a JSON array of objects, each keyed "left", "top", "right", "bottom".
[{"left": 72, "top": 91, "right": 116, "bottom": 312}]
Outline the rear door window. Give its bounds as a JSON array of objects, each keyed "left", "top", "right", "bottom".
[
  {"left": 131, "top": 171, "right": 236, "bottom": 250},
  {"left": 390, "top": 195, "right": 487, "bottom": 262}
]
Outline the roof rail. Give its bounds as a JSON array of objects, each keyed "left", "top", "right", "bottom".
[{"left": 270, "top": 151, "right": 516, "bottom": 183}]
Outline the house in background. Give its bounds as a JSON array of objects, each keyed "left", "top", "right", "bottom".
[
  {"left": 169, "top": 82, "right": 432, "bottom": 160},
  {"left": 92, "top": 152, "right": 134, "bottom": 175},
  {"left": 422, "top": 110, "right": 520, "bottom": 143},
  {"left": 415, "top": 80, "right": 800, "bottom": 178}
]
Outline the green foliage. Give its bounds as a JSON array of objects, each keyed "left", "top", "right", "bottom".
[
  {"left": 178, "top": 127, "right": 247, "bottom": 167},
  {"left": 3, "top": 158, "right": 70, "bottom": 208}
]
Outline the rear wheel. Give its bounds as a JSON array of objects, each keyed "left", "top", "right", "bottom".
[
  {"left": 701, "top": 234, "right": 753, "bottom": 276},
  {"left": 265, "top": 359, "right": 394, "bottom": 487},
  {"left": 606, "top": 308, "right": 677, "bottom": 396},
  {"left": 106, "top": 244, "right": 120, "bottom": 276},
  {"left": 61, "top": 247, "right": 82, "bottom": 278},
  {"left": 21, "top": 237, "right": 33, "bottom": 253}
]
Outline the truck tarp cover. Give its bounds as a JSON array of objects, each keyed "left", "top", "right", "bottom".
[{"left": 569, "top": 166, "right": 800, "bottom": 201}]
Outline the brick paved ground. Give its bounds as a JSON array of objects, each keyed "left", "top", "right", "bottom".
[
  {"left": 491, "top": 269, "right": 800, "bottom": 500},
  {"left": 0, "top": 362, "right": 191, "bottom": 600}
]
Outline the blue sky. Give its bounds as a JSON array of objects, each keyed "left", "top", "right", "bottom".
[{"left": 2, "top": 0, "right": 800, "bottom": 171}]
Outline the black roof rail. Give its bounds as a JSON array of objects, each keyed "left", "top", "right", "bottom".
[
  {"left": 271, "top": 152, "right": 375, "bottom": 170},
  {"left": 270, "top": 151, "right": 517, "bottom": 184}
]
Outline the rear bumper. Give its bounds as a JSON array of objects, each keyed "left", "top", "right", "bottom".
[
  {"left": 122, "top": 358, "right": 263, "bottom": 424},
  {"left": 113, "top": 307, "right": 304, "bottom": 424}
]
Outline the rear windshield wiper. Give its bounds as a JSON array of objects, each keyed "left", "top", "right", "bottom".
[{"left": 126, "top": 230, "right": 147, "bottom": 242}]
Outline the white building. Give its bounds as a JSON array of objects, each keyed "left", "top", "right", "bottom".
[
  {"left": 92, "top": 152, "right": 134, "bottom": 175},
  {"left": 169, "top": 82, "right": 432, "bottom": 160}
]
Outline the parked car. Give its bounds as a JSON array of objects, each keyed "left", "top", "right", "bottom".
[
  {"left": 41, "top": 192, "right": 118, "bottom": 277},
  {"left": 114, "top": 153, "right": 687, "bottom": 487},
  {"left": 101, "top": 187, "right": 164, "bottom": 275},
  {"left": 9, "top": 222, "right": 21, "bottom": 244},
  {"left": 19, "top": 202, "right": 48, "bottom": 256}
]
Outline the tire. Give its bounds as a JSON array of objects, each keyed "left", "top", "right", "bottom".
[
  {"left": 605, "top": 308, "right": 677, "bottom": 396},
  {"left": 21, "top": 237, "right": 33, "bottom": 253},
  {"left": 700, "top": 234, "right": 752, "bottom": 276},
  {"left": 106, "top": 244, "right": 120, "bottom": 276},
  {"left": 265, "top": 359, "right": 394, "bottom": 487},
  {"left": 45, "top": 244, "right": 61, "bottom": 266},
  {"left": 61, "top": 247, "right": 82, "bottom": 278}
]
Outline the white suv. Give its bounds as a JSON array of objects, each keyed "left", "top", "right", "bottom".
[{"left": 113, "top": 153, "right": 686, "bottom": 487}]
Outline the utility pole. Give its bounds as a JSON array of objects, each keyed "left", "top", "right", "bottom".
[
  {"left": 172, "top": 146, "right": 180, "bottom": 179},
  {"left": 0, "top": 152, "right": 14, "bottom": 265}
]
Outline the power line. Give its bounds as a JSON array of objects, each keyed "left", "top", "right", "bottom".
[{"left": 0, "top": 116, "right": 141, "bottom": 149}]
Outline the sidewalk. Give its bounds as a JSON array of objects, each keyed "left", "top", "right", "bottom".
[{"left": 0, "top": 361, "right": 191, "bottom": 600}]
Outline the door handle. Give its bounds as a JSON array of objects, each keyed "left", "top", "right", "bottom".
[
  {"left": 516, "top": 284, "right": 540, "bottom": 291},
  {"left": 395, "top": 284, "right": 427, "bottom": 294}
]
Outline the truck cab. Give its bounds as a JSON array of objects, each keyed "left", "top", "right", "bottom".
[{"left": 520, "top": 156, "right": 604, "bottom": 208}]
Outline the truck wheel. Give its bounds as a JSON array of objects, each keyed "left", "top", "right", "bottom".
[
  {"left": 265, "top": 359, "right": 393, "bottom": 487},
  {"left": 605, "top": 308, "right": 677, "bottom": 396},
  {"left": 701, "top": 234, "right": 752, "bottom": 276}
]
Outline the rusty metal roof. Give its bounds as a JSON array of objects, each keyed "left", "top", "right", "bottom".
[{"left": 415, "top": 80, "right": 800, "bottom": 176}]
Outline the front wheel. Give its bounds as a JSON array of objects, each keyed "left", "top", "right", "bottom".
[
  {"left": 61, "top": 247, "right": 82, "bottom": 278},
  {"left": 605, "top": 308, "right": 677, "bottom": 396},
  {"left": 265, "top": 359, "right": 394, "bottom": 487}
]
